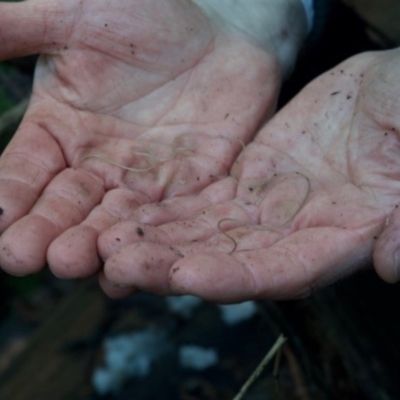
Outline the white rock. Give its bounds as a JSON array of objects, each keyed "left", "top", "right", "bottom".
[
  {"left": 92, "top": 327, "right": 168, "bottom": 395},
  {"left": 166, "top": 295, "right": 203, "bottom": 319},
  {"left": 179, "top": 345, "right": 219, "bottom": 370},
  {"left": 218, "top": 301, "right": 257, "bottom": 326}
]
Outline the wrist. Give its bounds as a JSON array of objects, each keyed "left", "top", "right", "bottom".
[{"left": 192, "top": 0, "right": 309, "bottom": 78}]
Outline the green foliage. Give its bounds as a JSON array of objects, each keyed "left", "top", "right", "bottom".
[
  {"left": 0, "top": 62, "right": 17, "bottom": 114},
  {"left": 6, "top": 274, "right": 42, "bottom": 295},
  {"left": 0, "top": 86, "right": 14, "bottom": 115}
]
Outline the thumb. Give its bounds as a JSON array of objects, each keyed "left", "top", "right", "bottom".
[
  {"left": 373, "top": 208, "right": 400, "bottom": 283},
  {"left": 0, "top": 0, "right": 72, "bottom": 60}
]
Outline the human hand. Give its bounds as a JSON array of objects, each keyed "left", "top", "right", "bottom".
[
  {"left": 97, "top": 49, "right": 400, "bottom": 301},
  {"left": 0, "top": 0, "right": 307, "bottom": 277}
]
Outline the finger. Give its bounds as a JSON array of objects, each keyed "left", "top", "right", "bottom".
[
  {"left": 100, "top": 225, "right": 282, "bottom": 298},
  {"left": 169, "top": 227, "right": 372, "bottom": 302},
  {"left": 48, "top": 189, "right": 149, "bottom": 278},
  {"left": 98, "top": 270, "right": 137, "bottom": 299},
  {"left": 98, "top": 200, "right": 254, "bottom": 260},
  {"left": 0, "top": 122, "right": 66, "bottom": 232},
  {"left": 103, "top": 243, "right": 183, "bottom": 295},
  {"left": 0, "top": 168, "right": 104, "bottom": 275},
  {"left": 133, "top": 178, "right": 237, "bottom": 225},
  {"left": 373, "top": 208, "right": 400, "bottom": 283},
  {"left": 99, "top": 224, "right": 281, "bottom": 298},
  {"left": 0, "top": 1, "right": 72, "bottom": 60},
  {"left": 114, "top": 171, "right": 310, "bottom": 257},
  {"left": 98, "top": 221, "right": 171, "bottom": 261}
]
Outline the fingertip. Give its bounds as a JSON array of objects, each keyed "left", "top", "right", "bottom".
[
  {"left": 0, "top": 215, "right": 56, "bottom": 275},
  {"left": 373, "top": 260, "right": 399, "bottom": 284},
  {"left": 104, "top": 243, "right": 180, "bottom": 295},
  {"left": 373, "top": 216, "right": 400, "bottom": 284},
  {"left": 0, "top": 185, "right": 37, "bottom": 233},
  {"left": 98, "top": 271, "right": 137, "bottom": 299},
  {"left": 48, "top": 225, "right": 101, "bottom": 279},
  {"left": 168, "top": 254, "right": 221, "bottom": 299},
  {"left": 0, "top": 243, "right": 32, "bottom": 276},
  {"left": 168, "top": 253, "right": 255, "bottom": 303},
  {"left": 373, "top": 242, "right": 400, "bottom": 284}
]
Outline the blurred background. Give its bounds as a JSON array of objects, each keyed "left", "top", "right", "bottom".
[{"left": 0, "top": 1, "right": 399, "bottom": 399}]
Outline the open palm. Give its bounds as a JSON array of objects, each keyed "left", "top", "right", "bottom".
[
  {"left": 98, "top": 49, "right": 400, "bottom": 301},
  {"left": 0, "top": 0, "right": 280, "bottom": 276}
]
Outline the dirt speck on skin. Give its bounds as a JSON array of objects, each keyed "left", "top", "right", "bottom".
[{"left": 136, "top": 227, "right": 144, "bottom": 237}]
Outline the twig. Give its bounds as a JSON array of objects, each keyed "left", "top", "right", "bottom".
[
  {"left": 232, "top": 334, "right": 287, "bottom": 400},
  {"left": 273, "top": 346, "right": 284, "bottom": 400}
]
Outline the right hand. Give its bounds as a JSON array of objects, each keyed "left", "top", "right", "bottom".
[{"left": 98, "top": 49, "right": 400, "bottom": 301}]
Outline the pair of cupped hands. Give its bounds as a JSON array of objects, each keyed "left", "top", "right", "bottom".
[{"left": 0, "top": 0, "right": 399, "bottom": 302}]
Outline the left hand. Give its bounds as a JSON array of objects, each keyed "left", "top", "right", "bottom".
[
  {"left": 97, "top": 49, "right": 400, "bottom": 301},
  {"left": 0, "top": 0, "right": 286, "bottom": 277}
]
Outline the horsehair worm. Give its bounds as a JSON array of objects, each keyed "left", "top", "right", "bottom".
[{"left": 218, "top": 172, "right": 311, "bottom": 254}]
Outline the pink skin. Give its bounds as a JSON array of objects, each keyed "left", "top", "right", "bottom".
[
  {"left": 98, "top": 49, "right": 400, "bottom": 302},
  {"left": 0, "top": 0, "right": 281, "bottom": 277}
]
